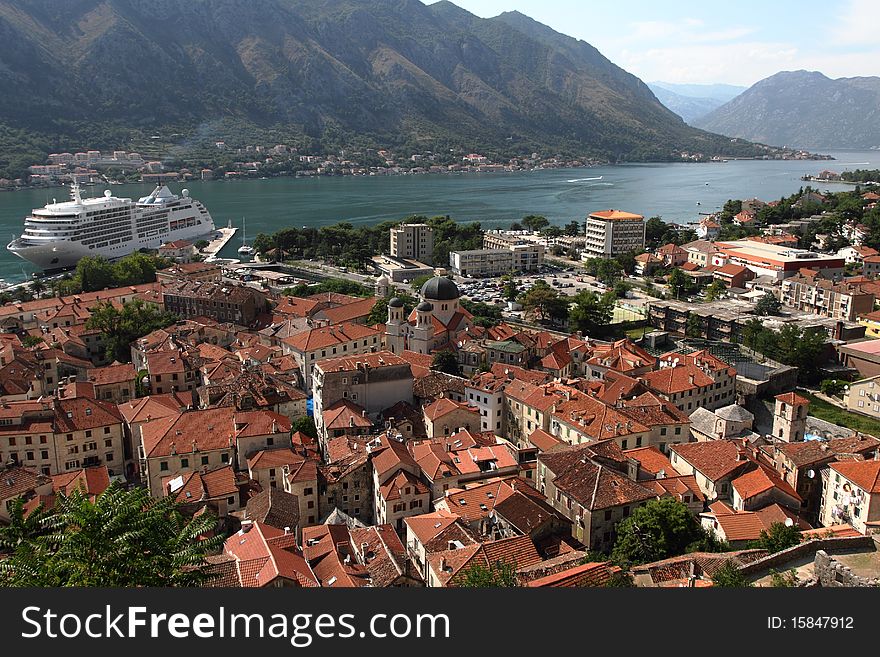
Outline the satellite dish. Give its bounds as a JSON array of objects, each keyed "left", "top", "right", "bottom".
[
  {"left": 181, "top": 189, "right": 190, "bottom": 197},
  {"left": 103, "top": 189, "right": 112, "bottom": 197},
  {"left": 784, "top": 517, "right": 794, "bottom": 527},
  {"left": 807, "top": 469, "right": 815, "bottom": 479}
]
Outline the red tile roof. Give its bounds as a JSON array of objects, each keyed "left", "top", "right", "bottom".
[
  {"left": 830, "top": 460, "right": 880, "bottom": 493},
  {"left": 775, "top": 392, "right": 810, "bottom": 406}
]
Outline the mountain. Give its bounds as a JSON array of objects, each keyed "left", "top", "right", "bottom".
[
  {"left": 0, "top": 0, "right": 769, "bottom": 177},
  {"left": 693, "top": 70, "right": 880, "bottom": 149},
  {"left": 647, "top": 82, "right": 746, "bottom": 124}
]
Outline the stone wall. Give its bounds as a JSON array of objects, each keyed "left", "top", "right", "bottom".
[
  {"left": 738, "top": 535, "right": 875, "bottom": 580},
  {"left": 814, "top": 550, "right": 880, "bottom": 587}
]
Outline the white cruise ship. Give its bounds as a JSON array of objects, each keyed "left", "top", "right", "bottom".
[{"left": 7, "top": 183, "right": 216, "bottom": 271}]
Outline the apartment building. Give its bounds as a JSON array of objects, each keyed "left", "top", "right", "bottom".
[
  {"left": 781, "top": 273, "right": 874, "bottom": 321},
  {"left": 281, "top": 322, "right": 383, "bottom": 390},
  {"left": 449, "top": 240, "right": 544, "bottom": 277},
  {"left": 582, "top": 210, "right": 645, "bottom": 259},
  {"left": 161, "top": 281, "right": 268, "bottom": 326},
  {"left": 390, "top": 223, "right": 434, "bottom": 265}
]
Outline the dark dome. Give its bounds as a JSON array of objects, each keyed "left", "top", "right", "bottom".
[
  {"left": 420, "top": 276, "right": 459, "bottom": 301},
  {"left": 416, "top": 301, "right": 433, "bottom": 312},
  {"left": 388, "top": 297, "right": 403, "bottom": 308}
]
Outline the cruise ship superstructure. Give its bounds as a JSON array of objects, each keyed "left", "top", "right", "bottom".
[{"left": 7, "top": 183, "right": 216, "bottom": 271}]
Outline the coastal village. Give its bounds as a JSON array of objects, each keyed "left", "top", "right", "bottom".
[
  {"left": 6, "top": 141, "right": 831, "bottom": 190},
  {"left": 3, "top": 174, "right": 880, "bottom": 589}
]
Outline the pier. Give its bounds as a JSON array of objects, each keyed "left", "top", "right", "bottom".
[{"left": 203, "top": 225, "right": 238, "bottom": 261}]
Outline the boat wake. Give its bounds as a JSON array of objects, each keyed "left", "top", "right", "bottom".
[{"left": 567, "top": 176, "right": 604, "bottom": 183}]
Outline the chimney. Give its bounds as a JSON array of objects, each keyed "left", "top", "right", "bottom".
[
  {"left": 240, "top": 520, "right": 253, "bottom": 534},
  {"left": 688, "top": 374, "right": 695, "bottom": 386},
  {"left": 284, "top": 526, "right": 291, "bottom": 535}
]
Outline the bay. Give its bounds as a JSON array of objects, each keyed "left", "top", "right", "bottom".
[{"left": 0, "top": 149, "right": 877, "bottom": 283}]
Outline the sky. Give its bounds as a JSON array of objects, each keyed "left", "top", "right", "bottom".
[{"left": 429, "top": 0, "right": 879, "bottom": 87}]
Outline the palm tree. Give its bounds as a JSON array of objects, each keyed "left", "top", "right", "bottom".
[{"left": 0, "top": 484, "right": 223, "bottom": 587}]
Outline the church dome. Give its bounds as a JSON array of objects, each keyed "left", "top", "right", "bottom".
[
  {"left": 416, "top": 301, "right": 434, "bottom": 312},
  {"left": 420, "top": 276, "right": 459, "bottom": 301},
  {"left": 388, "top": 297, "right": 404, "bottom": 308}
]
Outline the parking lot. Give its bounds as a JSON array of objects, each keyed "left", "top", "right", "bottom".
[{"left": 455, "top": 265, "right": 652, "bottom": 320}]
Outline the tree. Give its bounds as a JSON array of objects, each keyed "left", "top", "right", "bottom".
[
  {"left": 20, "top": 335, "right": 44, "bottom": 349},
  {"left": 367, "top": 298, "right": 388, "bottom": 326},
  {"left": 0, "top": 484, "right": 222, "bottom": 587},
  {"left": 76, "top": 256, "right": 116, "bottom": 292},
  {"left": 644, "top": 216, "right": 668, "bottom": 249},
  {"left": 30, "top": 278, "right": 45, "bottom": 297},
  {"left": 518, "top": 281, "right": 569, "bottom": 324},
  {"left": 501, "top": 276, "right": 519, "bottom": 301},
  {"left": 754, "top": 292, "right": 782, "bottom": 316},
  {"left": 410, "top": 274, "right": 434, "bottom": 292},
  {"left": 291, "top": 415, "right": 318, "bottom": 439},
  {"left": 667, "top": 268, "right": 688, "bottom": 300},
  {"left": 569, "top": 290, "right": 614, "bottom": 336},
  {"left": 86, "top": 300, "right": 178, "bottom": 363},
  {"left": 611, "top": 498, "right": 719, "bottom": 566},
  {"left": 540, "top": 225, "right": 563, "bottom": 238},
  {"left": 521, "top": 215, "right": 549, "bottom": 232},
  {"left": 820, "top": 379, "right": 845, "bottom": 397},
  {"left": 564, "top": 220, "right": 583, "bottom": 236},
  {"left": 457, "top": 560, "right": 519, "bottom": 587},
  {"left": 194, "top": 239, "right": 210, "bottom": 250},
  {"left": 594, "top": 258, "right": 623, "bottom": 285},
  {"left": 750, "top": 522, "right": 801, "bottom": 554},
  {"left": 431, "top": 350, "right": 461, "bottom": 376},
  {"left": 685, "top": 314, "right": 704, "bottom": 338},
  {"left": 704, "top": 280, "right": 726, "bottom": 302},
  {"left": 605, "top": 570, "right": 635, "bottom": 587},
  {"left": 769, "top": 569, "right": 799, "bottom": 587},
  {"left": 712, "top": 560, "right": 751, "bottom": 588},
  {"left": 509, "top": 222, "right": 523, "bottom": 232}
]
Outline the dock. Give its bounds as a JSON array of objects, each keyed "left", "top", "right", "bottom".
[{"left": 203, "top": 226, "right": 238, "bottom": 261}]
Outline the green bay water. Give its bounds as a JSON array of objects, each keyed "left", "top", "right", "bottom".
[{"left": 0, "top": 150, "right": 877, "bottom": 282}]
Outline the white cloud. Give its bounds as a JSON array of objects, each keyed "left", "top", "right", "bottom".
[
  {"left": 828, "top": 0, "right": 877, "bottom": 45},
  {"left": 614, "top": 42, "right": 801, "bottom": 86}
]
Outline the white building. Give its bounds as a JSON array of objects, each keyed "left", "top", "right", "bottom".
[
  {"left": 390, "top": 223, "right": 434, "bottom": 265},
  {"left": 582, "top": 210, "right": 645, "bottom": 259}
]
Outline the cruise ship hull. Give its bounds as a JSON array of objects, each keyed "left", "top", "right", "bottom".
[
  {"left": 6, "top": 184, "right": 216, "bottom": 272},
  {"left": 8, "top": 223, "right": 216, "bottom": 271}
]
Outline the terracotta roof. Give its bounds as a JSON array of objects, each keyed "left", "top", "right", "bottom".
[
  {"left": 528, "top": 428, "right": 563, "bottom": 452},
  {"left": 314, "top": 350, "right": 407, "bottom": 373},
  {"left": 732, "top": 466, "right": 801, "bottom": 502},
  {"left": 540, "top": 445, "right": 656, "bottom": 510},
  {"left": 51, "top": 466, "right": 110, "bottom": 498},
  {"left": 423, "top": 397, "right": 479, "bottom": 421},
  {"left": 322, "top": 399, "right": 372, "bottom": 431},
  {"left": 54, "top": 397, "right": 123, "bottom": 432},
  {"left": 246, "top": 487, "right": 300, "bottom": 532},
  {"left": 281, "top": 322, "right": 380, "bottom": 352},
  {"left": 526, "top": 562, "right": 617, "bottom": 587},
  {"left": 117, "top": 393, "right": 189, "bottom": 424},
  {"left": 624, "top": 446, "right": 675, "bottom": 476},
  {"left": 589, "top": 209, "right": 644, "bottom": 221},
  {"left": 403, "top": 509, "right": 461, "bottom": 545},
  {"left": 775, "top": 392, "right": 810, "bottom": 406},
  {"left": 0, "top": 466, "right": 51, "bottom": 500},
  {"left": 640, "top": 363, "right": 714, "bottom": 395},
  {"left": 87, "top": 362, "right": 136, "bottom": 386},
  {"left": 141, "top": 407, "right": 236, "bottom": 458},
  {"left": 223, "top": 522, "right": 318, "bottom": 587},
  {"left": 830, "top": 460, "right": 880, "bottom": 493},
  {"left": 777, "top": 435, "right": 879, "bottom": 468},
  {"left": 670, "top": 440, "right": 750, "bottom": 482}
]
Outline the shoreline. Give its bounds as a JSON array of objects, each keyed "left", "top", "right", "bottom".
[{"left": 2, "top": 153, "right": 838, "bottom": 194}]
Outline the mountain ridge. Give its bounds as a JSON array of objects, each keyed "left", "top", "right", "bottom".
[
  {"left": 0, "top": 0, "right": 773, "bottom": 177},
  {"left": 694, "top": 70, "right": 880, "bottom": 149}
]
